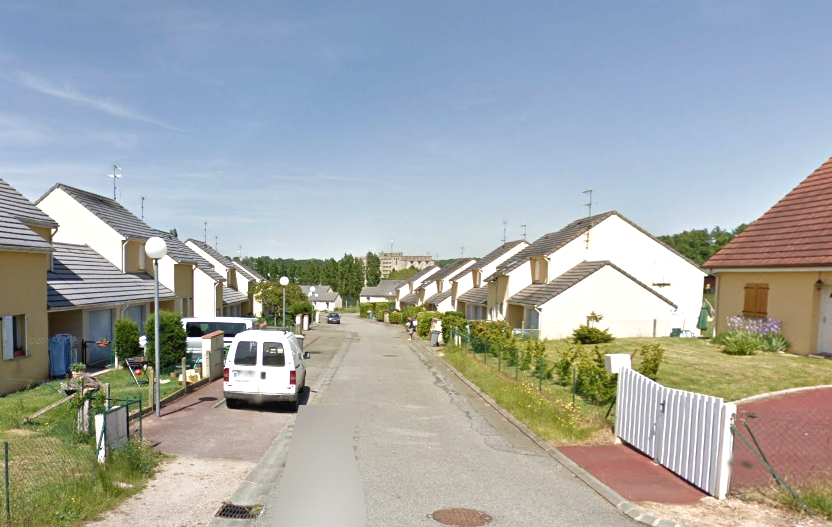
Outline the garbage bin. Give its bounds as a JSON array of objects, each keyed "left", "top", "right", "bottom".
[
  {"left": 368, "top": 311, "right": 374, "bottom": 320},
  {"left": 430, "top": 330, "right": 440, "bottom": 347}
]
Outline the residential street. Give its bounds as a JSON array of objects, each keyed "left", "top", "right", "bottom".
[{"left": 245, "top": 315, "right": 636, "bottom": 527}]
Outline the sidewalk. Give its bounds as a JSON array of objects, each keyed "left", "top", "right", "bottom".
[{"left": 559, "top": 444, "right": 707, "bottom": 505}]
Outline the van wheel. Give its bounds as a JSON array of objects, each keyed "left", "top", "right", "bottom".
[{"left": 225, "top": 398, "right": 239, "bottom": 409}]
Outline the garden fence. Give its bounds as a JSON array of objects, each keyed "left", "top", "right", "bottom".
[
  {"left": 730, "top": 409, "right": 832, "bottom": 514},
  {"left": 0, "top": 378, "right": 142, "bottom": 526}
]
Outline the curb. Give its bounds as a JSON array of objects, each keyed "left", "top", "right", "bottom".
[
  {"left": 731, "top": 384, "right": 832, "bottom": 406},
  {"left": 416, "top": 340, "right": 691, "bottom": 527}
]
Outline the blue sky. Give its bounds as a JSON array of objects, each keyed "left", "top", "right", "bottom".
[{"left": 2, "top": 1, "right": 832, "bottom": 260}]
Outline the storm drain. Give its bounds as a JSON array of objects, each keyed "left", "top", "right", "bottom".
[
  {"left": 214, "top": 503, "right": 262, "bottom": 519},
  {"left": 429, "top": 508, "right": 492, "bottom": 526}
]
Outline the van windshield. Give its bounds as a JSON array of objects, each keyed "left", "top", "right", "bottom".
[{"left": 186, "top": 322, "right": 247, "bottom": 338}]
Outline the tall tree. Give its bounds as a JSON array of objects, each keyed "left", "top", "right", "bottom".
[
  {"left": 320, "top": 258, "right": 339, "bottom": 287},
  {"left": 365, "top": 252, "right": 381, "bottom": 286},
  {"left": 387, "top": 267, "right": 419, "bottom": 280},
  {"left": 658, "top": 223, "right": 750, "bottom": 266}
]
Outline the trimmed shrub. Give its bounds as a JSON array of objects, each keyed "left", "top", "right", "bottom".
[
  {"left": 721, "top": 332, "right": 759, "bottom": 355},
  {"left": 389, "top": 311, "right": 404, "bottom": 325},
  {"left": 634, "top": 344, "right": 665, "bottom": 380},
  {"left": 416, "top": 311, "right": 439, "bottom": 338},
  {"left": 144, "top": 310, "right": 187, "bottom": 369},
  {"left": 374, "top": 302, "right": 393, "bottom": 316},
  {"left": 760, "top": 332, "right": 790, "bottom": 352},
  {"left": 114, "top": 318, "right": 141, "bottom": 359},
  {"left": 441, "top": 311, "right": 467, "bottom": 344},
  {"left": 289, "top": 302, "right": 314, "bottom": 318},
  {"left": 375, "top": 309, "right": 390, "bottom": 322},
  {"left": 572, "top": 325, "right": 615, "bottom": 344},
  {"left": 402, "top": 305, "right": 424, "bottom": 321},
  {"left": 360, "top": 302, "right": 374, "bottom": 318}
]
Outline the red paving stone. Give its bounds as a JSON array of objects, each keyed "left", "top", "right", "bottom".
[
  {"left": 732, "top": 387, "right": 832, "bottom": 490},
  {"left": 559, "top": 444, "right": 708, "bottom": 505}
]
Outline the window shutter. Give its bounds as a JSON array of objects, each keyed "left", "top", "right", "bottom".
[
  {"left": 742, "top": 284, "right": 757, "bottom": 317},
  {"left": 1, "top": 317, "right": 13, "bottom": 360},
  {"left": 755, "top": 284, "right": 769, "bottom": 318}
]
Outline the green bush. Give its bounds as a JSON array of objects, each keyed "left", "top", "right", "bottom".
[
  {"left": 374, "top": 302, "right": 393, "bottom": 316},
  {"left": 289, "top": 302, "right": 314, "bottom": 318},
  {"left": 441, "top": 311, "right": 467, "bottom": 344},
  {"left": 760, "top": 332, "right": 790, "bottom": 352},
  {"left": 469, "top": 320, "right": 515, "bottom": 356},
  {"left": 360, "top": 302, "right": 374, "bottom": 318},
  {"left": 402, "top": 305, "right": 424, "bottom": 321},
  {"left": 721, "top": 332, "right": 759, "bottom": 355},
  {"left": 114, "top": 318, "right": 141, "bottom": 359},
  {"left": 375, "top": 309, "right": 390, "bottom": 322},
  {"left": 634, "top": 344, "right": 665, "bottom": 380},
  {"left": 416, "top": 311, "right": 439, "bottom": 338},
  {"left": 389, "top": 311, "right": 404, "bottom": 325},
  {"left": 572, "top": 325, "right": 615, "bottom": 344},
  {"left": 144, "top": 310, "right": 187, "bottom": 369},
  {"left": 575, "top": 346, "right": 617, "bottom": 404}
]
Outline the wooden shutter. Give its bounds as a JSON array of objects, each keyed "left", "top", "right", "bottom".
[{"left": 742, "top": 283, "right": 768, "bottom": 317}]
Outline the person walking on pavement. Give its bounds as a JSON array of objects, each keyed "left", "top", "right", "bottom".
[{"left": 406, "top": 317, "right": 415, "bottom": 340}]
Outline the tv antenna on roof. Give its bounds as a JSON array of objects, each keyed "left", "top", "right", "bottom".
[
  {"left": 140, "top": 196, "right": 146, "bottom": 221},
  {"left": 203, "top": 222, "right": 208, "bottom": 244},
  {"left": 583, "top": 189, "right": 597, "bottom": 249},
  {"left": 108, "top": 165, "right": 121, "bottom": 200},
  {"left": 520, "top": 223, "right": 527, "bottom": 241},
  {"left": 502, "top": 220, "right": 507, "bottom": 244},
  {"left": 215, "top": 235, "right": 218, "bottom": 251}
]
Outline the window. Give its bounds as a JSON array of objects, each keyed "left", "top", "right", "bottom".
[
  {"left": 1, "top": 315, "right": 27, "bottom": 360},
  {"left": 234, "top": 341, "right": 258, "bottom": 366},
  {"left": 186, "top": 322, "right": 247, "bottom": 338},
  {"left": 262, "top": 342, "right": 285, "bottom": 367},
  {"left": 743, "top": 283, "right": 769, "bottom": 318}
]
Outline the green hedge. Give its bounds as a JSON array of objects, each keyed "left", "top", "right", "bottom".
[
  {"left": 441, "top": 311, "right": 467, "bottom": 344},
  {"left": 114, "top": 318, "right": 141, "bottom": 359},
  {"left": 416, "top": 311, "right": 439, "bottom": 338},
  {"left": 144, "top": 310, "right": 187, "bottom": 369},
  {"left": 390, "top": 311, "right": 404, "bottom": 325},
  {"left": 360, "top": 302, "right": 374, "bottom": 318}
]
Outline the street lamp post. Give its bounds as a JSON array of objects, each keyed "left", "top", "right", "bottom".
[
  {"left": 145, "top": 236, "right": 168, "bottom": 418},
  {"left": 279, "top": 276, "right": 289, "bottom": 327}
]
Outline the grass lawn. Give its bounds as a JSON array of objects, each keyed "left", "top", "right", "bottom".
[
  {"left": 441, "top": 345, "right": 612, "bottom": 445},
  {"left": 544, "top": 337, "right": 832, "bottom": 402},
  {"left": 96, "top": 367, "right": 184, "bottom": 411}
]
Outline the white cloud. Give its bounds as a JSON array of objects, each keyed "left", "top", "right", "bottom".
[{"left": 14, "top": 72, "right": 183, "bottom": 132}]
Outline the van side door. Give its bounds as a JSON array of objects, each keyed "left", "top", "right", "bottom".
[{"left": 260, "top": 340, "right": 292, "bottom": 396}]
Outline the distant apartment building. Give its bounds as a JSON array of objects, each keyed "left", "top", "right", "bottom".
[{"left": 380, "top": 252, "right": 435, "bottom": 277}]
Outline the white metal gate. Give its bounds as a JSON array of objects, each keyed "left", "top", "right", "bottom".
[{"left": 615, "top": 367, "right": 736, "bottom": 498}]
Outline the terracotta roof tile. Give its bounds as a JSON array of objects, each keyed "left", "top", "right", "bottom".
[{"left": 705, "top": 155, "right": 832, "bottom": 268}]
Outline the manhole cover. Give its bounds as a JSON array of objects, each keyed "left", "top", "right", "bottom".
[
  {"left": 429, "top": 508, "right": 492, "bottom": 526},
  {"left": 215, "top": 503, "right": 262, "bottom": 519}
]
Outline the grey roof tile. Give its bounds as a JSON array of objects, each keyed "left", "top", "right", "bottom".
[
  {"left": 233, "top": 259, "right": 266, "bottom": 281},
  {"left": 0, "top": 211, "right": 53, "bottom": 253},
  {"left": 458, "top": 287, "right": 488, "bottom": 306},
  {"left": 185, "top": 238, "right": 236, "bottom": 268},
  {"left": 399, "top": 291, "right": 419, "bottom": 305},
  {"left": 406, "top": 265, "right": 438, "bottom": 284},
  {"left": 47, "top": 243, "right": 175, "bottom": 310},
  {"left": 41, "top": 184, "right": 156, "bottom": 240},
  {"left": 0, "top": 177, "right": 59, "bottom": 229},
  {"left": 424, "top": 290, "right": 452, "bottom": 306},
  {"left": 450, "top": 240, "right": 528, "bottom": 282},
  {"left": 421, "top": 259, "right": 475, "bottom": 286},
  {"left": 231, "top": 261, "right": 256, "bottom": 281},
  {"left": 508, "top": 260, "right": 677, "bottom": 309},
  {"left": 313, "top": 291, "right": 341, "bottom": 302},
  {"left": 222, "top": 286, "right": 248, "bottom": 306},
  {"left": 361, "top": 280, "right": 406, "bottom": 297},
  {"left": 153, "top": 230, "right": 224, "bottom": 282}
]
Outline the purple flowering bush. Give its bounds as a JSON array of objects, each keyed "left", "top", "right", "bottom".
[{"left": 714, "top": 316, "right": 790, "bottom": 354}]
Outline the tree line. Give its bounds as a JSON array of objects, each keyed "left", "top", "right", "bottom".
[
  {"left": 658, "top": 224, "right": 749, "bottom": 266},
  {"left": 241, "top": 252, "right": 382, "bottom": 305}
]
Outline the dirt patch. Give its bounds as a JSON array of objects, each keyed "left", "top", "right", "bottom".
[
  {"left": 640, "top": 497, "right": 832, "bottom": 527},
  {"left": 85, "top": 455, "right": 255, "bottom": 527},
  {"left": 3, "top": 429, "right": 33, "bottom": 437}
]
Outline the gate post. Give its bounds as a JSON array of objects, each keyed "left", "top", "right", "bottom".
[{"left": 714, "top": 402, "right": 737, "bottom": 498}]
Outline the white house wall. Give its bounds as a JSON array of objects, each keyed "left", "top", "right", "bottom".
[
  {"left": 536, "top": 266, "right": 675, "bottom": 340},
  {"left": 193, "top": 269, "right": 219, "bottom": 317},
  {"left": 547, "top": 215, "right": 704, "bottom": 325},
  {"left": 38, "top": 189, "right": 125, "bottom": 269},
  {"left": 451, "top": 271, "right": 474, "bottom": 310}
]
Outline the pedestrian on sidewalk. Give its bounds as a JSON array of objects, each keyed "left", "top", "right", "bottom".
[{"left": 406, "top": 317, "right": 415, "bottom": 340}]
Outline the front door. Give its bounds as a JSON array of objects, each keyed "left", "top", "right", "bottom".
[
  {"left": 817, "top": 286, "right": 832, "bottom": 355},
  {"left": 88, "top": 309, "right": 113, "bottom": 366}
]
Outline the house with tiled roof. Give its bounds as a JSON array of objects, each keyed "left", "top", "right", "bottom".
[
  {"left": 421, "top": 259, "right": 477, "bottom": 311},
  {"left": 361, "top": 280, "right": 407, "bottom": 303},
  {"left": 452, "top": 240, "right": 529, "bottom": 320},
  {"left": 704, "top": 154, "right": 832, "bottom": 355},
  {"left": 489, "top": 211, "right": 704, "bottom": 338},
  {"left": 0, "top": 178, "right": 54, "bottom": 385},
  {"left": 231, "top": 259, "right": 265, "bottom": 316},
  {"left": 185, "top": 239, "right": 250, "bottom": 317},
  {"left": 47, "top": 243, "right": 176, "bottom": 366},
  {"left": 394, "top": 266, "right": 440, "bottom": 308}
]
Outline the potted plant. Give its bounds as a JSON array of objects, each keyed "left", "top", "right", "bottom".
[
  {"left": 96, "top": 336, "right": 110, "bottom": 347},
  {"left": 69, "top": 362, "right": 87, "bottom": 379}
]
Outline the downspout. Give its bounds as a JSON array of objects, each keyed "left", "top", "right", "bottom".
[
  {"left": 50, "top": 226, "right": 59, "bottom": 272},
  {"left": 121, "top": 238, "right": 128, "bottom": 274}
]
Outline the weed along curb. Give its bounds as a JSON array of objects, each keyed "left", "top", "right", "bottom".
[{"left": 415, "top": 340, "right": 691, "bottom": 527}]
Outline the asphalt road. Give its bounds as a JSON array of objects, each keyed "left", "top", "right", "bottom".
[{"left": 247, "top": 314, "right": 636, "bottom": 527}]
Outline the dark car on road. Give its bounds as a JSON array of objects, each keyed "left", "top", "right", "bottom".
[{"left": 327, "top": 312, "right": 341, "bottom": 324}]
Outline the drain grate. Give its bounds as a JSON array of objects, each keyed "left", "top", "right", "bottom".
[
  {"left": 215, "top": 503, "right": 262, "bottom": 519},
  {"left": 429, "top": 508, "right": 492, "bottom": 526}
]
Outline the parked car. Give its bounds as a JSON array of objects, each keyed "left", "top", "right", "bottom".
[
  {"left": 182, "top": 317, "right": 261, "bottom": 363},
  {"left": 223, "top": 328, "right": 311, "bottom": 410},
  {"left": 327, "top": 312, "right": 341, "bottom": 324}
]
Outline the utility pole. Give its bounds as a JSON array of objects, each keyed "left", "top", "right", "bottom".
[
  {"left": 203, "top": 222, "right": 207, "bottom": 244},
  {"left": 109, "top": 165, "right": 121, "bottom": 200},
  {"left": 502, "top": 220, "right": 507, "bottom": 244},
  {"left": 583, "top": 189, "right": 595, "bottom": 249},
  {"left": 521, "top": 223, "right": 527, "bottom": 241}
]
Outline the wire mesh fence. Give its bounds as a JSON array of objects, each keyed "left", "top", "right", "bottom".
[{"left": 0, "top": 377, "right": 143, "bottom": 525}]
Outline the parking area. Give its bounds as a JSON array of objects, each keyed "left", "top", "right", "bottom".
[{"left": 141, "top": 325, "right": 345, "bottom": 461}]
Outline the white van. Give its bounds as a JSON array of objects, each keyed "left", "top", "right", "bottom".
[
  {"left": 182, "top": 317, "right": 260, "bottom": 362},
  {"left": 223, "top": 329, "right": 310, "bottom": 410}
]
